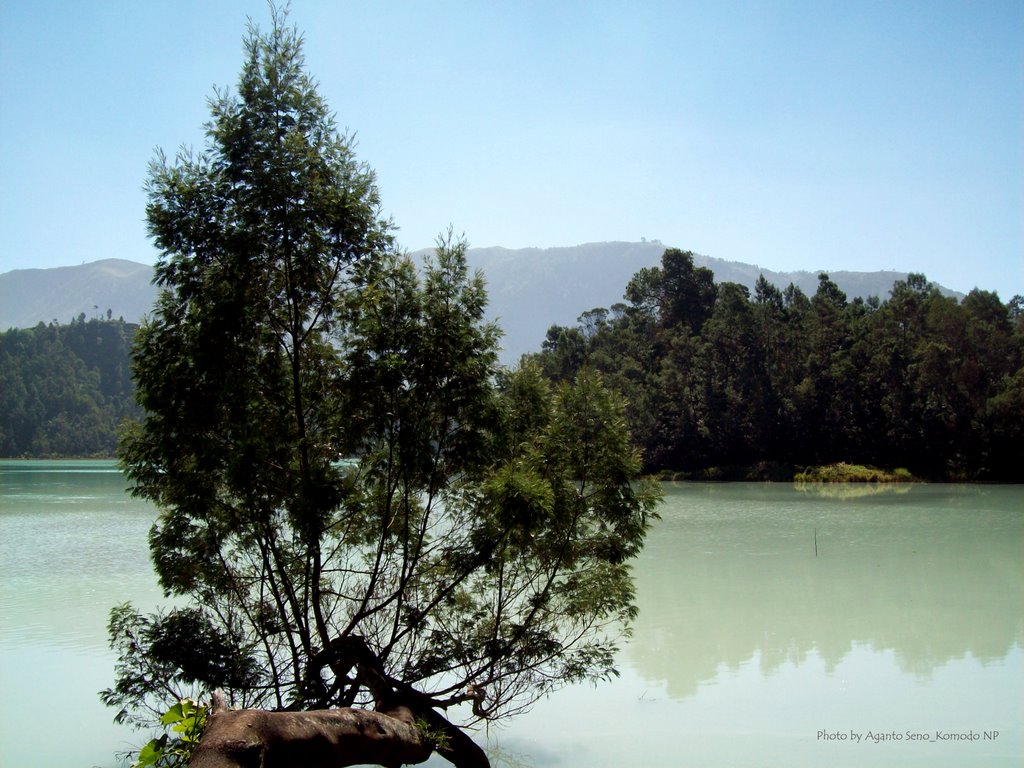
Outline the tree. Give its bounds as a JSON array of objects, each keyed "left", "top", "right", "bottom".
[
  {"left": 658, "top": 249, "right": 717, "bottom": 333},
  {"left": 536, "top": 323, "right": 587, "bottom": 381},
  {"left": 623, "top": 249, "right": 716, "bottom": 333},
  {"left": 697, "top": 282, "right": 769, "bottom": 466},
  {"left": 106, "top": 10, "right": 659, "bottom": 768}
]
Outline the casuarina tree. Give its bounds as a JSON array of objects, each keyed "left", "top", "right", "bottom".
[{"left": 104, "top": 8, "right": 659, "bottom": 767}]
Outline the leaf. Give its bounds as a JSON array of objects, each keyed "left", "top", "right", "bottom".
[
  {"left": 133, "top": 734, "right": 167, "bottom": 768},
  {"left": 160, "top": 701, "right": 185, "bottom": 725}
]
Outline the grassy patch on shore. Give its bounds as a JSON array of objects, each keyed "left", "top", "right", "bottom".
[{"left": 793, "top": 463, "right": 918, "bottom": 483}]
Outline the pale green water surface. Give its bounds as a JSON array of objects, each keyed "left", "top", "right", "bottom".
[{"left": 1, "top": 463, "right": 1021, "bottom": 766}]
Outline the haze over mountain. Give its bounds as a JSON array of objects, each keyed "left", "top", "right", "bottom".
[
  {"left": 1, "top": 243, "right": 964, "bottom": 365},
  {"left": 0, "top": 259, "right": 158, "bottom": 330}
]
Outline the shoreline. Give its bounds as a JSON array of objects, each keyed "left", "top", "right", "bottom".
[{"left": 655, "top": 462, "right": 924, "bottom": 483}]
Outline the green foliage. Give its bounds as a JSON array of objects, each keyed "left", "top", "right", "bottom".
[
  {"left": 527, "top": 253, "right": 1024, "bottom": 481},
  {"left": 0, "top": 318, "right": 138, "bottom": 456},
  {"left": 108, "top": 8, "right": 658, "bottom": 754},
  {"left": 132, "top": 699, "right": 208, "bottom": 768},
  {"left": 793, "top": 463, "right": 919, "bottom": 483},
  {"left": 415, "top": 716, "right": 452, "bottom": 752},
  {"left": 101, "top": 604, "right": 260, "bottom": 727}
]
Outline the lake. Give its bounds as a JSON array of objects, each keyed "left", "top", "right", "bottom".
[{"left": 1, "top": 462, "right": 1021, "bottom": 767}]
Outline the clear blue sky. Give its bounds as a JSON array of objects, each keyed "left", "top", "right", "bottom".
[{"left": 1, "top": 0, "right": 1021, "bottom": 298}]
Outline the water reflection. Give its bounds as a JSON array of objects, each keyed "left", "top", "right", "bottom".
[
  {"left": 628, "top": 483, "right": 1024, "bottom": 699},
  {"left": 3, "top": 464, "right": 1022, "bottom": 767},
  {"left": 794, "top": 481, "right": 914, "bottom": 499}
]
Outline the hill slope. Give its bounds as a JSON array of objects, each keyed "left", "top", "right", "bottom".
[
  {"left": 0, "top": 318, "right": 139, "bottom": 456},
  {"left": 0, "top": 259, "right": 158, "bottom": 330}
]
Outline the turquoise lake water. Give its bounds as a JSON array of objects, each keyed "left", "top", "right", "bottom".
[{"left": 1, "top": 461, "right": 1021, "bottom": 766}]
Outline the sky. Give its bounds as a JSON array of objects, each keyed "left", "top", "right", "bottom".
[{"left": 1, "top": 0, "right": 1021, "bottom": 298}]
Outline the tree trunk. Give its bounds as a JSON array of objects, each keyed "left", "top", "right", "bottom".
[
  {"left": 188, "top": 704, "right": 432, "bottom": 768},
  {"left": 188, "top": 636, "right": 493, "bottom": 768}
]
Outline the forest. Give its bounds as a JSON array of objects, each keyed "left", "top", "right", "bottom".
[
  {"left": 527, "top": 248, "right": 1024, "bottom": 481},
  {"left": 3, "top": 256, "right": 1023, "bottom": 481},
  {"left": 0, "top": 316, "right": 138, "bottom": 456}
]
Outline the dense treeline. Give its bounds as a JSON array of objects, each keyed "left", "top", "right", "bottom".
[
  {"left": 527, "top": 249, "right": 1024, "bottom": 481},
  {"left": 0, "top": 317, "right": 139, "bottom": 456}
]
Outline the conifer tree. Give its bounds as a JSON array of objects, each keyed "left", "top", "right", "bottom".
[{"left": 107, "top": 10, "right": 658, "bottom": 766}]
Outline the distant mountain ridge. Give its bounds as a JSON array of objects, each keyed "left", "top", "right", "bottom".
[
  {"left": 1, "top": 244, "right": 964, "bottom": 365},
  {"left": 0, "top": 259, "right": 158, "bottom": 330}
]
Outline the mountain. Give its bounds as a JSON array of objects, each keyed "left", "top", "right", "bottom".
[
  {"left": 0, "top": 259, "right": 158, "bottom": 330},
  {"left": 1, "top": 244, "right": 963, "bottom": 366}
]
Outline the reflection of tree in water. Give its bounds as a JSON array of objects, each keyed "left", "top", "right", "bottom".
[
  {"left": 794, "top": 482, "right": 914, "bottom": 500},
  {"left": 627, "top": 483, "right": 1024, "bottom": 699}
]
